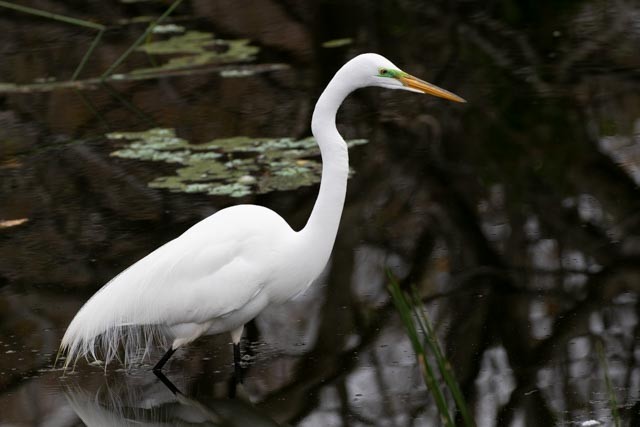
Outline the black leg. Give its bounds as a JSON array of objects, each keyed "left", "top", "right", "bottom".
[
  {"left": 227, "top": 373, "right": 239, "bottom": 399},
  {"left": 153, "top": 370, "right": 182, "bottom": 395},
  {"left": 153, "top": 347, "right": 176, "bottom": 372},
  {"left": 233, "top": 342, "right": 243, "bottom": 382}
]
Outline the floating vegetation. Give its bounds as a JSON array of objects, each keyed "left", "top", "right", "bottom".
[
  {"left": 219, "top": 68, "right": 260, "bottom": 78},
  {"left": 0, "top": 1, "right": 286, "bottom": 93},
  {"left": 133, "top": 31, "right": 259, "bottom": 76},
  {"left": 321, "top": 38, "right": 354, "bottom": 48},
  {"left": 151, "top": 23, "right": 185, "bottom": 34},
  {"left": 100, "top": 0, "right": 185, "bottom": 79},
  {"left": 108, "top": 128, "right": 368, "bottom": 197},
  {"left": 0, "top": 63, "right": 287, "bottom": 94}
]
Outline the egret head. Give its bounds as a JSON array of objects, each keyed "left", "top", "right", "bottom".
[{"left": 347, "top": 53, "right": 466, "bottom": 103}]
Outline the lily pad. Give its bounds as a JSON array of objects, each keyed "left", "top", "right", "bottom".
[
  {"left": 133, "top": 31, "right": 259, "bottom": 75},
  {"left": 108, "top": 128, "right": 368, "bottom": 197},
  {"left": 0, "top": 30, "right": 285, "bottom": 93},
  {"left": 321, "top": 38, "right": 354, "bottom": 48},
  {"left": 151, "top": 24, "right": 185, "bottom": 34}
]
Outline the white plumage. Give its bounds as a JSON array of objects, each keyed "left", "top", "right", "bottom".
[
  {"left": 59, "top": 53, "right": 465, "bottom": 370},
  {"left": 61, "top": 205, "right": 317, "bottom": 367}
]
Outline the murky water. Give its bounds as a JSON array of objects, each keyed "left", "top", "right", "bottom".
[{"left": 1, "top": 1, "right": 639, "bottom": 426}]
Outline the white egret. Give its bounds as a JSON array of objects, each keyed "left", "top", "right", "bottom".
[{"left": 59, "top": 53, "right": 465, "bottom": 372}]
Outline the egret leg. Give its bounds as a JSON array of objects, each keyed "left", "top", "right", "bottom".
[
  {"left": 233, "top": 342, "right": 242, "bottom": 379},
  {"left": 227, "top": 368, "right": 240, "bottom": 399},
  {"left": 153, "top": 347, "right": 176, "bottom": 372},
  {"left": 153, "top": 370, "right": 182, "bottom": 395},
  {"left": 231, "top": 325, "right": 244, "bottom": 382}
]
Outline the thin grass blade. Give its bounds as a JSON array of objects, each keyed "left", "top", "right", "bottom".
[
  {"left": 0, "top": 1, "right": 105, "bottom": 30},
  {"left": 387, "top": 274, "right": 456, "bottom": 426},
  {"left": 100, "top": 0, "right": 184, "bottom": 79},
  {"left": 596, "top": 339, "right": 621, "bottom": 426},
  {"left": 410, "top": 289, "right": 476, "bottom": 427},
  {"left": 72, "top": 29, "right": 105, "bottom": 81}
]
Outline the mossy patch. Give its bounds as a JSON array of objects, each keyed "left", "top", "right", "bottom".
[
  {"left": 321, "top": 38, "right": 354, "bottom": 48},
  {"left": 133, "top": 31, "right": 259, "bottom": 75},
  {"left": 108, "top": 128, "right": 368, "bottom": 197},
  {"left": 0, "top": 31, "right": 283, "bottom": 93}
]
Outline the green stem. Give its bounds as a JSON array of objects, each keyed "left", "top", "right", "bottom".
[
  {"left": 387, "top": 277, "right": 456, "bottom": 427},
  {"left": 101, "top": 82, "right": 158, "bottom": 126},
  {"left": 411, "top": 289, "right": 476, "bottom": 427},
  {"left": 596, "top": 339, "right": 620, "bottom": 426},
  {"left": 73, "top": 90, "right": 110, "bottom": 131},
  {"left": 0, "top": 1, "right": 105, "bottom": 30},
  {"left": 72, "top": 29, "right": 105, "bottom": 81},
  {"left": 100, "top": 0, "right": 184, "bottom": 80}
]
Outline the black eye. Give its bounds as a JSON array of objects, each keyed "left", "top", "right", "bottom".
[{"left": 380, "top": 68, "right": 388, "bottom": 75}]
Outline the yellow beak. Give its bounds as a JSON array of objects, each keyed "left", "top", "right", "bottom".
[{"left": 399, "top": 74, "right": 466, "bottom": 103}]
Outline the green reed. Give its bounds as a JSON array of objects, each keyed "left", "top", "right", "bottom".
[
  {"left": 0, "top": 0, "right": 184, "bottom": 84},
  {"left": 387, "top": 273, "right": 475, "bottom": 427},
  {"left": 0, "top": 1, "right": 105, "bottom": 80},
  {"left": 0, "top": 1, "right": 104, "bottom": 30},
  {"left": 595, "top": 339, "right": 621, "bottom": 426},
  {"left": 100, "top": 0, "right": 184, "bottom": 80}
]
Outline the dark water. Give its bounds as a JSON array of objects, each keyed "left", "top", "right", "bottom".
[{"left": 1, "top": 1, "right": 639, "bottom": 426}]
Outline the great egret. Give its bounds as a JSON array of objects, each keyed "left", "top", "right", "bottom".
[{"left": 59, "top": 53, "right": 465, "bottom": 373}]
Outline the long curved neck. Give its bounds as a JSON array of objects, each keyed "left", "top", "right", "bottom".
[{"left": 301, "top": 71, "right": 353, "bottom": 257}]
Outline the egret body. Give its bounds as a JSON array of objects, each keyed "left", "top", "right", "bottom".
[{"left": 59, "top": 53, "right": 464, "bottom": 371}]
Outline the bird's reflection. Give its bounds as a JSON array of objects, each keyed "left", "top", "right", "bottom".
[{"left": 63, "top": 370, "right": 280, "bottom": 427}]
